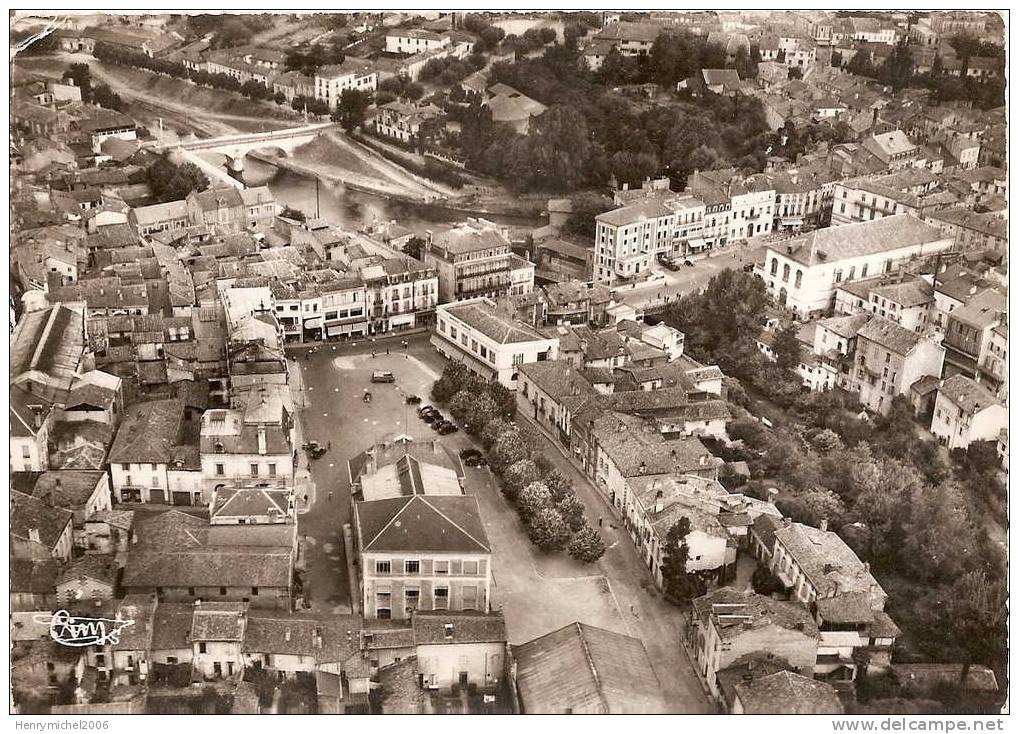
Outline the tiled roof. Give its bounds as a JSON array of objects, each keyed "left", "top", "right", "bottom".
[
  {"left": 243, "top": 613, "right": 363, "bottom": 663},
  {"left": 774, "top": 521, "right": 884, "bottom": 600},
  {"left": 108, "top": 399, "right": 185, "bottom": 464},
  {"left": 411, "top": 611, "right": 507, "bottom": 645},
  {"left": 355, "top": 495, "right": 490, "bottom": 553},
  {"left": 11, "top": 490, "right": 73, "bottom": 551},
  {"left": 691, "top": 587, "right": 819, "bottom": 640},
  {"left": 937, "top": 374, "right": 1001, "bottom": 415},
  {"left": 10, "top": 558, "right": 60, "bottom": 596},
  {"left": 513, "top": 622, "right": 667, "bottom": 714},
  {"left": 774, "top": 214, "right": 946, "bottom": 267},
  {"left": 817, "top": 313, "right": 872, "bottom": 339},
  {"left": 192, "top": 602, "right": 248, "bottom": 641},
  {"left": 857, "top": 316, "right": 924, "bottom": 355},
  {"left": 29, "top": 471, "right": 105, "bottom": 509},
  {"left": 443, "top": 300, "right": 546, "bottom": 345},
  {"left": 211, "top": 487, "right": 291, "bottom": 519},
  {"left": 734, "top": 671, "right": 843, "bottom": 714}
]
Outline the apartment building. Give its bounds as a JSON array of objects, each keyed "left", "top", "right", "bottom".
[
  {"left": 941, "top": 287, "right": 1008, "bottom": 395},
  {"left": 833, "top": 274, "right": 934, "bottom": 334},
  {"left": 847, "top": 316, "right": 945, "bottom": 415},
  {"left": 314, "top": 59, "right": 378, "bottom": 105},
  {"left": 830, "top": 169, "right": 944, "bottom": 227},
  {"left": 930, "top": 374, "right": 1008, "bottom": 450},
  {"left": 424, "top": 221, "right": 534, "bottom": 302}
]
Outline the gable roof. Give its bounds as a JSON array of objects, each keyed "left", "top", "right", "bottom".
[
  {"left": 937, "top": 374, "right": 1001, "bottom": 415},
  {"left": 857, "top": 316, "right": 924, "bottom": 355},
  {"left": 355, "top": 495, "right": 490, "bottom": 553},
  {"left": 513, "top": 622, "right": 667, "bottom": 714},
  {"left": 11, "top": 490, "right": 73, "bottom": 551},
  {"left": 773, "top": 214, "right": 946, "bottom": 267},
  {"left": 108, "top": 399, "right": 186, "bottom": 464},
  {"left": 734, "top": 671, "right": 843, "bottom": 714}
]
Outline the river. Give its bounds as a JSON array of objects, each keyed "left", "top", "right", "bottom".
[{"left": 239, "top": 154, "right": 542, "bottom": 234}]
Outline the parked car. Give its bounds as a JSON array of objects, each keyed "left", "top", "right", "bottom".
[
  {"left": 459, "top": 448, "right": 487, "bottom": 467},
  {"left": 683, "top": 259, "right": 694, "bottom": 267},
  {"left": 437, "top": 421, "right": 459, "bottom": 435},
  {"left": 405, "top": 394, "right": 422, "bottom": 404},
  {"left": 303, "top": 441, "right": 327, "bottom": 459},
  {"left": 743, "top": 263, "right": 756, "bottom": 272},
  {"left": 371, "top": 371, "right": 395, "bottom": 383},
  {"left": 663, "top": 259, "right": 681, "bottom": 271},
  {"left": 417, "top": 405, "right": 436, "bottom": 417}
]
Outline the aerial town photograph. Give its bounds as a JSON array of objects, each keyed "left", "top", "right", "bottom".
[{"left": 7, "top": 7, "right": 1009, "bottom": 722}]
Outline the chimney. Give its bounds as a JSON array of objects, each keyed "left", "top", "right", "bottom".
[
  {"left": 284, "top": 627, "right": 291, "bottom": 642},
  {"left": 782, "top": 517, "right": 792, "bottom": 528},
  {"left": 638, "top": 461, "right": 647, "bottom": 475},
  {"left": 819, "top": 518, "right": 828, "bottom": 532},
  {"left": 28, "top": 528, "right": 41, "bottom": 544},
  {"left": 767, "top": 488, "right": 779, "bottom": 504},
  {"left": 654, "top": 490, "right": 664, "bottom": 514},
  {"left": 443, "top": 623, "right": 454, "bottom": 640},
  {"left": 313, "top": 627, "right": 323, "bottom": 648},
  {"left": 864, "top": 562, "right": 870, "bottom": 572},
  {"left": 257, "top": 426, "right": 267, "bottom": 455}
]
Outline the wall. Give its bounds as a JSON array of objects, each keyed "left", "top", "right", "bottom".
[{"left": 416, "top": 641, "right": 505, "bottom": 691}]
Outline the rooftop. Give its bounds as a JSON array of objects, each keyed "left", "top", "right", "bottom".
[
  {"left": 734, "top": 671, "right": 843, "bottom": 714},
  {"left": 355, "top": 495, "right": 490, "bottom": 554},
  {"left": 692, "top": 587, "right": 819, "bottom": 641},
  {"left": 774, "top": 214, "right": 947, "bottom": 268},
  {"left": 443, "top": 299, "right": 547, "bottom": 345},
  {"left": 937, "top": 374, "right": 1002, "bottom": 415}
]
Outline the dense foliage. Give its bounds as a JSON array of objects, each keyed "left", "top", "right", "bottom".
[
  {"left": 431, "top": 362, "right": 605, "bottom": 562},
  {"left": 145, "top": 154, "right": 210, "bottom": 203}
]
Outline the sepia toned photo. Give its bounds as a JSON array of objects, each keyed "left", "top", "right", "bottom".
[{"left": 8, "top": 8, "right": 1008, "bottom": 720}]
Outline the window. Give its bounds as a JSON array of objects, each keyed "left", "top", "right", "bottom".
[
  {"left": 268, "top": 463, "right": 277, "bottom": 477},
  {"left": 122, "top": 463, "right": 130, "bottom": 471},
  {"left": 219, "top": 586, "right": 227, "bottom": 596},
  {"left": 250, "top": 464, "right": 259, "bottom": 477},
  {"left": 21, "top": 445, "right": 31, "bottom": 459},
  {"left": 375, "top": 560, "right": 391, "bottom": 574},
  {"left": 462, "top": 560, "right": 479, "bottom": 575},
  {"left": 513, "top": 353, "right": 524, "bottom": 367},
  {"left": 794, "top": 270, "right": 803, "bottom": 288},
  {"left": 199, "top": 642, "right": 207, "bottom": 654},
  {"left": 405, "top": 560, "right": 420, "bottom": 574},
  {"left": 151, "top": 463, "right": 158, "bottom": 471},
  {"left": 434, "top": 560, "right": 449, "bottom": 574},
  {"left": 405, "top": 588, "right": 420, "bottom": 612},
  {"left": 462, "top": 585, "right": 478, "bottom": 610},
  {"left": 782, "top": 264, "right": 790, "bottom": 282},
  {"left": 251, "top": 586, "right": 258, "bottom": 596},
  {"left": 434, "top": 586, "right": 449, "bottom": 609},
  {"left": 215, "top": 463, "right": 224, "bottom": 476}
]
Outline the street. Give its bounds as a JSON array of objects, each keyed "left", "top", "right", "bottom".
[
  {"left": 613, "top": 237, "right": 775, "bottom": 310},
  {"left": 289, "top": 331, "right": 712, "bottom": 713}
]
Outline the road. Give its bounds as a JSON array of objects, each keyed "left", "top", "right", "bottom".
[{"left": 613, "top": 237, "right": 777, "bottom": 311}]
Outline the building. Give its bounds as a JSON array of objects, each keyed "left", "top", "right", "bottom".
[
  {"left": 199, "top": 400, "right": 295, "bottom": 498},
  {"left": 833, "top": 274, "right": 934, "bottom": 334},
  {"left": 411, "top": 612, "right": 507, "bottom": 692},
  {"left": 432, "top": 298, "right": 559, "bottom": 388},
  {"left": 930, "top": 374, "right": 1008, "bottom": 450},
  {"left": 356, "top": 256, "right": 439, "bottom": 334},
  {"left": 730, "top": 670, "right": 843, "bottom": 714},
  {"left": 11, "top": 490, "right": 75, "bottom": 563},
  {"left": 354, "top": 495, "right": 492, "bottom": 621},
  {"left": 484, "top": 86, "right": 547, "bottom": 135},
  {"left": 688, "top": 587, "right": 820, "bottom": 700},
  {"left": 860, "top": 130, "right": 918, "bottom": 171},
  {"left": 121, "top": 511, "right": 296, "bottom": 609},
  {"left": 372, "top": 100, "right": 442, "bottom": 144},
  {"left": 941, "top": 288, "right": 1007, "bottom": 395},
  {"left": 386, "top": 28, "right": 450, "bottom": 55},
  {"left": 752, "top": 517, "right": 900, "bottom": 682},
  {"left": 830, "top": 169, "right": 945, "bottom": 227},
  {"left": 424, "top": 220, "right": 534, "bottom": 302},
  {"left": 314, "top": 59, "right": 378, "bottom": 105},
  {"left": 512, "top": 622, "right": 667, "bottom": 713},
  {"left": 108, "top": 399, "right": 202, "bottom": 504},
  {"left": 583, "top": 22, "right": 663, "bottom": 67},
  {"left": 847, "top": 317, "right": 945, "bottom": 415},
  {"left": 758, "top": 214, "right": 954, "bottom": 318},
  {"left": 925, "top": 207, "right": 1007, "bottom": 257},
  {"left": 11, "top": 385, "right": 54, "bottom": 473}
]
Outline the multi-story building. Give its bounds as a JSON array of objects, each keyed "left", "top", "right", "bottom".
[
  {"left": 319, "top": 276, "right": 369, "bottom": 339},
  {"left": 757, "top": 214, "right": 954, "bottom": 319},
  {"left": 833, "top": 274, "right": 934, "bottom": 334},
  {"left": 109, "top": 398, "right": 204, "bottom": 504},
  {"left": 385, "top": 28, "right": 450, "bottom": 55},
  {"left": 860, "top": 130, "right": 918, "bottom": 171},
  {"left": 185, "top": 187, "right": 277, "bottom": 233},
  {"left": 314, "top": 59, "right": 378, "bottom": 105},
  {"left": 424, "top": 220, "right": 534, "bottom": 302},
  {"left": 830, "top": 169, "right": 944, "bottom": 227},
  {"left": 593, "top": 195, "right": 706, "bottom": 283},
  {"left": 941, "top": 287, "right": 1008, "bottom": 396},
  {"left": 688, "top": 587, "right": 820, "bottom": 700},
  {"left": 371, "top": 100, "right": 442, "bottom": 145},
  {"left": 925, "top": 208, "right": 1007, "bottom": 257},
  {"left": 432, "top": 297, "right": 559, "bottom": 388},
  {"left": 930, "top": 374, "right": 1008, "bottom": 451},
  {"left": 199, "top": 399, "right": 295, "bottom": 499},
  {"left": 688, "top": 169, "right": 776, "bottom": 244},
  {"left": 847, "top": 316, "right": 946, "bottom": 415},
  {"left": 751, "top": 517, "right": 899, "bottom": 682},
  {"left": 583, "top": 21, "right": 662, "bottom": 67},
  {"left": 354, "top": 495, "right": 492, "bottom": 621},
  {"left": 358, "top": 256, "right": 439, "bottom": 333}
]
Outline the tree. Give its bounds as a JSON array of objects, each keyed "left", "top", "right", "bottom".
[
  {"left": 449, "top": 390, "right": 499, "bottom": 434},
  {"left": 568, "top": 523, "right": 606, "bottom": 562},
  {"left": 502, "top": 459, "right": 541, "bottom": 501},
  {"left": 555, "top": 492, "right": 586, "bottom": 531},
  {"left": 787, "top": 66, "right": 803, "bottom": 80},
  {"left": 777, "top": 488, "right": 846, "bottom": 529},
  {"left": 145, "top": 155, "right": 209, "bottom": 203},
  {"left": 944, "top": 571, "right": 1007, "bottom": 682},
  {"left": 480, "top": 417, "right": 513, "bottom": 450},
  {"left": 659, "top": 517, "right": 706, "bottom": 605},
  {"left": 280, "top": 205, "right": 306, "bottom": 222},
  {"left": 751, "top": 564, "right": 785, "bottom": 595},
  {"left": 809, "top": 428, "right": 843, "bottom": 455},
  {"left": 542, "top": 469, "right": 574, "bottom": 502},
  {"left": 518, "top": 481, "right": 553, "bottom": 521},
  {"left": 431, "top": 361, "right": 474, "bottom": 402},
  {"left": 334, "top": 88, "right": 372, "bottom": 131},
  {"left": 562, "top": 192, "right": 615, "bottom": 238},
  {"left": 486, "top": 381, "right": 517, "bottom": 420},
  {"left": 490, "top": 427, "right": 530, "bottom": 474},
  {"left": 527, "top": 506, "right": 571, "bottom": 551},
  {"left": 62, "top": 63, "right": 93, "bottom": 100},
  {"left": 403, "top": 235, "right": 426, "bottom": 260},
  {"left": 771, "top": 322, "right": 803, "bottom": 372}
]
